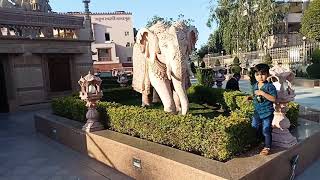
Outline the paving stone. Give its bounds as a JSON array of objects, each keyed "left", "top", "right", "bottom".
[{"left": 0, "top": 111, "right": 131, "bottom": 180}]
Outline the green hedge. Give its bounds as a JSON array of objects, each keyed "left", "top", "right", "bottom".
[
  {"left": 223, "top": 91, "right": 299, "bottom": 128},
  {"left": 102, "top": 87, "right": 141, "bottom": 102},
  {"left": 100, "top": 76, "right": 133, "bottom": 89},
  {"left": 187, "top": 85, "right": 225, "bottom": 106},
  {"left": 196, "top": 68, "right": 216, "bottom": 87},
  {"left": 52, "top": 96, "right": 256, "bottom": 161},
  {"left": 52, "top": 86, "right": 300, "bottom": 161},
  {"left": 52, "top": 96, "right": 87, "bottom": 123},
  {"left": 231, "top": 65, "right": 242, "bottom": 74},
  {"left": 287, "top": 102, "right": 299, "bottom": 128},
  {"left": 307, "top": 63, "right": 320, "bottom": 79}
]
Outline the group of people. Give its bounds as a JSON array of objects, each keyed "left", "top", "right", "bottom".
[{"left": 225, "top": 64, "right": 277, "bottom": 155}]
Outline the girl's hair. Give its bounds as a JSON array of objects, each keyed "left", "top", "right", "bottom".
[{"left": 253, "top": 63, "right": 270, "bottom": 74}]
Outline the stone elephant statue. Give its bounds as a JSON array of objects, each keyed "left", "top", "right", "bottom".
[{"left": 132, "top": 21, "right": 198, "bottom": 115}]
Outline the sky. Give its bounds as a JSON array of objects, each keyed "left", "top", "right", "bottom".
[{"left": 50, "top": 0, "right": 217, "bottom": 48}]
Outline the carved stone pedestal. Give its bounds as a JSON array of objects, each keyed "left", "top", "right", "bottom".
[
  {"left": 272, "top": 128, "right": 297, "bottom": 148},
  {"left": 82, "top": 108, "right": 104, "bottom": 132},
  {"left": 272, "top": 112, "right": 297, "bottom": 148}
]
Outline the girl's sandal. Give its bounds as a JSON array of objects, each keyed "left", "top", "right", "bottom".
[{"left": 260, "top": 148, "right": 270, "bottom": 155}]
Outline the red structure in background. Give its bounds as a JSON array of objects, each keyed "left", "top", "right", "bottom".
[{"left": 93, "top": 63, "right": 133, "bottom": 73}]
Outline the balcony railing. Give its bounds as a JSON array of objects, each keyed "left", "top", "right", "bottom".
[
  {"left": 99, "top": 57, "right": 111, "bottom": 61},
  {"left": 0, "top": 7, "right": 84, "bottom": 40}
]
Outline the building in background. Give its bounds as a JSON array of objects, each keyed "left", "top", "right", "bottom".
[
  {"left": 0, "top": 1, "right": 92, "bottom": 112},
  {"left": 267, "top": 0, "right": 311, "bottom": 48},
  {"left": 69, "top": 11, "right": 135, "bottom": 72}
]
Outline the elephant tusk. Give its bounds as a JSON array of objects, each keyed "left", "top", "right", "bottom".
[{"left": 167, "top": 66, "right": 172, "bottom": 80}]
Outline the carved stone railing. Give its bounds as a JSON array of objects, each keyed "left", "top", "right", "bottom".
[
  {"left": 0, "top": 7, "right": 85, "bottom": 40},
  {"left": 0, "top": 8, "right": 84, "bottom": 28}
]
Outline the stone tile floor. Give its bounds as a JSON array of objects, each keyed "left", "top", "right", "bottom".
[{"left": 0, "top": 111, "right": 133, "bottom": 180}]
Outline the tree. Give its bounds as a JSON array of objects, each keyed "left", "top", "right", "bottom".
[
  {"left": 301, "top": 0, "right": 320, "bottom": 41},
  {"left": 231, "top": 57, "right": 241, "bottom": 74},
  {"left": 146, "top": 14, "right": 194, "bottom": 28},
  {"left": 207, "top": 0, "right": 288, "bottom": 54},
  {"left": 146, "top": 15, "right": 172, "bottom": 28},
  {"left": 264, "top": 53, "right": 273, "bottom": 66},
  {"left": 307, "top": 49, "right": 320, "bottom": 78},
  {"left": 197, "top": 45, "right": 210, "bottom": 59},
  {"left": 190, "top": 62, "right": 197, "bottom": 74},
  {"left": 207, "top": 29, "right": 224, "bottom": 54}
]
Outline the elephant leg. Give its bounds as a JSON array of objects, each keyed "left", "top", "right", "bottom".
[
  {"left": 152, "top": 89, "right": 161, "bottom": 103},
  {"left": 149, "top": 73, "right": 176, "bottom": 113},
  {"left": 171, "top": 77, "right": 189, "bottom": 115},
  {"left": 173, "top": 90, "right": 181, "bottom": 112},
  {"left": 142, "top": 93, "right": 152, "bottom": 107}
]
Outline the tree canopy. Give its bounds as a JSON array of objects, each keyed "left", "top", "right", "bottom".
[
  {"left": 207, "top": 0, "right": 288, "bottom": 54},
  {"left": 146, "top": 14, "right": 194, "bottom": 28},
  {"left": 301, "top": 0, "right": 320, "bottom": 41}
]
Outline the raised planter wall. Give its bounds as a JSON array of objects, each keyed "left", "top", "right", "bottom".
[
  {"left": 35, "top": 113, "right": 320, "bottom": 180},
  {"left": 294, "top": 78, "right": 320, "bottom": 88}
]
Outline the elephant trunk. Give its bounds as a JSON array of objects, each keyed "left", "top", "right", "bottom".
[{"left": 171, "top": 76, "right": 189, "bottom": 115}]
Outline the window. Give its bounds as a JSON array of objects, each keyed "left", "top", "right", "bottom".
[
  {"left": 105, "top": 33, "right": 110, "bottom": 41},
  {"left": 126, "top": 42, "right": 130, "bottom": 47},
  {"left": 125, "top": 31, "right": 129, "bottom": 36},
  {"left": 127, "top": 57, "right": 132, "bottom": 62},
  {"left": 98, "top": 48, "right": 111, "bottom": 61}
]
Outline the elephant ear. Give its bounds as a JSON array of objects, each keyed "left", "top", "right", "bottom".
[
  {"left": 187, "top": 26, "right": 198, "bottom": 54},
  {"left": 132, "top": 30, "right": 152, "bottom": 95},
  {"left": 136, "top": 28, "right": 160, "bottom": 61},
  {"left": 136, "top": 28, "right": 150, "bottom": 57}
]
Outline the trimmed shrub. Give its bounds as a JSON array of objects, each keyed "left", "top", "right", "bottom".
[
  {"left": 102, "top": 87, "right": 141, "bottom": 102},
  {"left": 196, "top": 68, "right": 216, "bottom": 87},
  {"left": 100, "top": 76, "right": 133, "bottom": 90},
  {"left": 187, "top": 85, "right": 225, "bottom": 106},
  {"left": 231, "top": 65, "right": 242, "bottom": 74},
  {"left": 311, "top": 48, "right": 320, "bottom": 64},
  {"left": 52, "top": 87, "right": 300, "bottom": 161},
  {"left": 52, "top": 96, "right": 256, "bottom": 161},
  {"left": 231, "top": 56, "right": 242, "bottom": 74},
  {"left": 202, "top": 112, "right": 256, "bottom": 160},
  {"left": 190, "top": 62, "right": 196, "bottom": 74},
  {"left": 287, "top": 102, "right": 300, "bottom": 128},
  {"left": 307, "top": 49, "right": 320, "bottom": 78},
  {"left": 264, "top": 53, "right": 273, "bottom": 66},
  {"left": 215, "top": 59, "right": 221, "bottom": 66},
  {"left": 223, "top": 91, "right": 299, "bottom": 128},
  {"left": 233, "top": 56, "right": 240, "bottom": 65},
  {"left": 223, "top": 91, "right": 248, "bottom": 111},
  {"left": 200, "top": 61, "right": 206, "bottom": 68},
  {"left": 306, "top": 63, "right": 320, "bottom": 79},
  {"left": 106, "top": 102, "right": 256, "bottom": 161},
  {"left": 52, "top": 96, "right": 86, "bottom": 123}
]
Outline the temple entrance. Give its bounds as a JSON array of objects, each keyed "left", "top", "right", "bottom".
[
  {"left": 0, "top": 60, "right": 9, "bottom": 113},
  {"left": 48, "top": 56, "right": 72, "bottom": 92}
]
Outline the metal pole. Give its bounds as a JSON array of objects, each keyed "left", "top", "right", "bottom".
[{"left": 302, "top": 36, "right": 306, "bottom": 65}]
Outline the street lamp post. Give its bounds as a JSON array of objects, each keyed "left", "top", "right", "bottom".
[
  {"left": 302, "top": 36, "right": 307, "bottom": 65},
  {"left": 221, "top": 50, "right": 224, "bottom": 66}
]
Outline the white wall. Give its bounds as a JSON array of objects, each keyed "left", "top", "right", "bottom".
[{"left": 91, "top": 13, "right": 134, "bottom": 63}]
